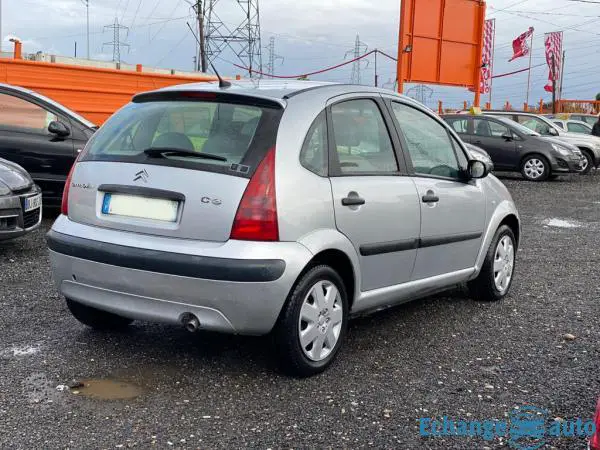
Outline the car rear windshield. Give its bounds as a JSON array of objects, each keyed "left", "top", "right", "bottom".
[{"left": 82, "top": 97, "right": 283, "bottom": 177}]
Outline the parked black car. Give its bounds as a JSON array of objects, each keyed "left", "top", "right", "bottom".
[
  {"left": 442, "top": 114, "right": 584, "bottom": 181},
  {"left": 0, "top": 83, "right": 96, "bottom": 206},
  {"left": 0, "top": 157, "right": 42, "bottom": 240}
]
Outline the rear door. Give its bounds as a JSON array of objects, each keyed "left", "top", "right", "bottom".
[
  {"left": 0, "top": 91, "right": 76, "bottom": 202},
  {"left": 70, "top": 94, "right": 282, "bottom": 242},
  {"left": 471, "top": 117, "right": 516, "bottom": 170},
  {"left": 327, "top": 96, "right": 421, "bottom": 291},
  {"left": 389, "top": 101, "right": 485, "bottom": 280}
]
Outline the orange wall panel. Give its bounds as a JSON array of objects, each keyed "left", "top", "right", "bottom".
[
  {"left": 0, "top": 58, "right": 217, "bottom": 124},
  {"left": 398, "top": 0, "right": 486, "bottom": 102}
]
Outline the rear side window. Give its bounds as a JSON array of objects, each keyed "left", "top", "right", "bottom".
[
  {"left": 330, "top": 99, "right": 398, "bottom": 175},
  {"left": 83, "top": 99, "right": 282, "bottom": 177},
  {"left": 446, "top": 118, "right": 469, "bottom": 134},
  {"left": 300, "top": 111, "right": 328, "bottom": 176}
]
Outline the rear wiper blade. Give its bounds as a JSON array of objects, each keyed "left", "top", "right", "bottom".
[{"left": 143, "top": 148, "right": 227, "bottom": 162}]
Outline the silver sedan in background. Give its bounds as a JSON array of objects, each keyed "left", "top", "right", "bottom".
[{"left": 0, "top": 158, "right": 42, "bottom": 241}]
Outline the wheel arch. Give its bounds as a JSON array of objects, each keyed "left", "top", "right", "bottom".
[
  {"left": 499, "top": 214, "right": 520, "bottom": 249},
  {"left": 304, "top": 249, "right": 356, "bottom": 310},
  {"left": 295, "top": 229, "right": 361, "bottom": 310},
  {"left": 519, "top": 151, "right": 550, "bottom": 167},
  {"left": 577, "top": 146, "right": 596, "bottom": 165},
  {"left": 473, "top": 201, "right": 521, "bottom": 278}
]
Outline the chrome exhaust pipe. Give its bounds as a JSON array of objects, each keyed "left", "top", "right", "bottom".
[{"left": 181, "top": 314, "right": 200, "bottom": 332}]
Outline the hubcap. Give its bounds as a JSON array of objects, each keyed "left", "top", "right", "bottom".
[
  {"left": 493, "top": 235, "right": 515, "bottom": 294},
  {"left": 298, "top": 280, "right": 343, "bottom": 362},
  {"left": 581, "top": 156, "right": 589, "bottom": 171},
  {"left": 523, "top": 158, "right": 545, "bottom": 179}
]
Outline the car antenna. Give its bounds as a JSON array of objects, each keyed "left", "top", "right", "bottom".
[{"left": 186, "top": 22, "right": 231, "bottom": 89}]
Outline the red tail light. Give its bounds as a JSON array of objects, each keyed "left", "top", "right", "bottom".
[
  {"left": 61, "top": 162, "right": 77, "bottom": 216},
  {"left": 590, "top": 398, "right": 600, "bottom": 450},
  {"left": 230, "top": 147, "right": 278, "bottom": 241}
]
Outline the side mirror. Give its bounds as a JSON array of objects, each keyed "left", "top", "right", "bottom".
[
  {"left": 501, "top": 132, "right": 513, "bottom": 141},
  {"left": 48, "top": 121, "right": 70, "bottom": 137},
  {"left": 548, "top": 127, "right": 559, "bottom": 136},
  {"left": 467, "top": 159, "right": 489, "bottom": 179}
]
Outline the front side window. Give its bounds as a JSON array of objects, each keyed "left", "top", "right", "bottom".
[
  {"left": 300, "top": 111, "right": 328, "bottom": 176},
  {"left": 0, "top": 93, "right": 58, "bottom": 133},
  {"left": 517, "top": 115, "right": 552, "bottom": 135},
  {"left": 392, "top": 102, "right": 461, "bottom": 178},
  {"left": 567, "top": 122, "right": 591, "bottom": 134},
  {"left": 330, "top": 99, "right": 398, "bottom": 174},
  {"left": 488, "top": 120, "right": 510, "bottom": 138}
]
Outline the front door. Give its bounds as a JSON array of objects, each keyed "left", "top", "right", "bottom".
[
  {"left": 389, "top": 101, "right": 486, "bottom": 280},
  {"left": 0, "top": 92, "right": 76, "bottom": 202},
  {"left": 471, "top": 117, "right": 517, "bottom": 170},
  {"left": 328, "top": 97, "right": 421, "bottom": 292}
]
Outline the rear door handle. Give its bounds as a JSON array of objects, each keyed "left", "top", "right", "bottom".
[
  {"left": 342, "top": 197, "right": 366, "bottom": 206},
  {"left": 422, "top": 191, "right": 439, "bottom": 203}
]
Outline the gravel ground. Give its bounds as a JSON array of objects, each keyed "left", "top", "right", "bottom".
[{"left": 1, "top": 171, "right": 599, "bottom": 449}]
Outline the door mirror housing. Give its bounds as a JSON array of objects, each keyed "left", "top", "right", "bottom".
[
  {"left": 548, "top": 127, "right": 559, "bottom": 136},
  {"left": 48, "top": 121, "right": 70, "bottom": 137},
  {"left": 501, "top": 132, "right": 513, "bottom": 141},
  {"left": 467, "top": 159, "right": 489, "bottom": 179}
]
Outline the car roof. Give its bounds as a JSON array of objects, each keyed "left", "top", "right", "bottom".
[
  {"left": 442, "top": 113, "right": 521, "bottom": 127},
  {"left": 136, "top": 79, "right": 417, "bottom": 106},
  {"left": 554, "top": 118, "right": 592, "bottom": 126}
]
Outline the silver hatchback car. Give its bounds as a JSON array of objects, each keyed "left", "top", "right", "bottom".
[{"left": 48, "top": 81, "right": 520, "bottom": 376}]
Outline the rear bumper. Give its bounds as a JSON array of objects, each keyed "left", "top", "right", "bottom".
[
  {"left": 47, "top": 217, "right": 314, "bottom": 335},
  {"left": 0, "top": 185, "right": 42, "bottom": 241}
]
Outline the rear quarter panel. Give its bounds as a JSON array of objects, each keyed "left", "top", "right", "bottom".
[{"left": 275, "top": 96, "right": 337, "bottom": 242}]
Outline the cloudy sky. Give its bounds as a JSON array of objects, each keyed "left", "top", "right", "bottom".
[{"left": 2, "top": 0, "right": 599, "bottom": 109}]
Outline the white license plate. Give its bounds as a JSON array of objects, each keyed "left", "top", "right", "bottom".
[
  {"left": 24, "top": 194, "right": 42, "bottom": 212},
  {"left": 101, "top": 193, "right": 179, "bottom": 222}
]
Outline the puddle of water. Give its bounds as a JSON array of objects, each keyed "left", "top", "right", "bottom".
[
  {"left": 11, "top": 345, "right": 40, "bottom": 356},
  {"left": 545, "top": 218, "right": 582, "bottom": 229},
  {"left": 72, "top": 379, "right": 143, "bottom": 400}
]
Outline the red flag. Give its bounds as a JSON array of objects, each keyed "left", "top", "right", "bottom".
[
  {"left": 470, "top": 19, "right": 496, "bottom": 94},
  {"left": 544, "top": 32, "right": 563, "bottom": 93},
  {"left": 509, "top": 27, "right": 534, "bottom": 62}
]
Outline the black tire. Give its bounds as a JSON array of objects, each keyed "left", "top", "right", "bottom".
[
  {"left": 579, "top": 150, "right": 593, "bottom": 175},
  {"left": 274, "top": 265, "right": 349, "bottom": 377},
  {"left": 520, "top": 154, "right": 549, "bottom": 181},
  {"left": 66, "top": 298, "right": 133, "bottom": 330},
  {"left": 468, "top": 225, "right": 516, "bottom": 302}
]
